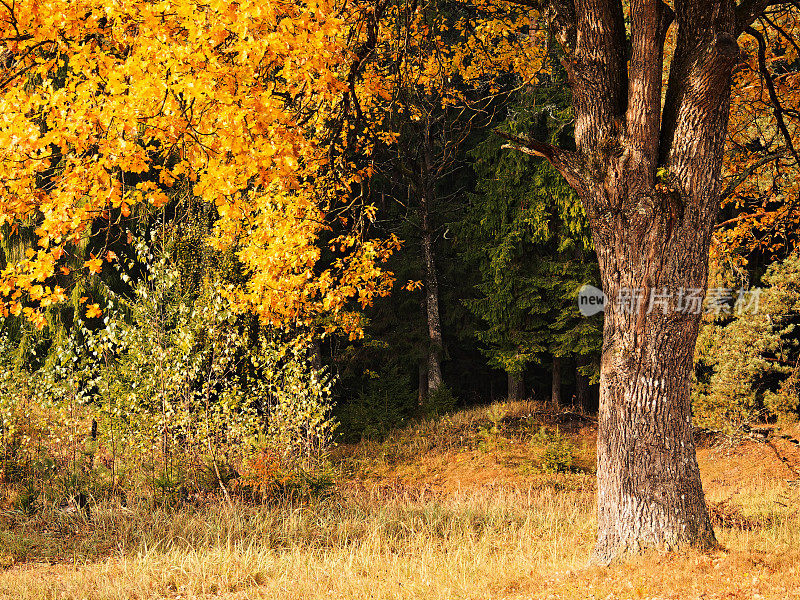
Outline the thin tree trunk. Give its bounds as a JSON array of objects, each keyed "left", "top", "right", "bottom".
[
  {"left": 418, "top": 296, "right": 429, "bottom": 406},
  {"left": 310, "top": 338, "right": 322, "bottom": 371},
  {"left": 575, "top": 356, "right": 590, "bottom": 412},
  {"left": 551, "top": 356, "right": 562, "bottom": 408},
  {"left": 421, "top": 227, "right": 443, "bottom": 394},
  {"left": 420, "top": 122, "right": 444, "bottom": 394},
  {"left": 507, "top": 372, "right": 525, "bottom": 402}
]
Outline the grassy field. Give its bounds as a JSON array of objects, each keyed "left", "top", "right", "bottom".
[{"left": 1, "top": 401, "right": 799, "bottom": 599}]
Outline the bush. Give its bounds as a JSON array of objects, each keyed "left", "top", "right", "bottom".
[
  {"left": 530, "top": 427, "right": 574, "bottom": 473},
  {"left": 693, "top": 251, "right": 800, "bottom": 434},
  {"left": 0, "top": 230, "right": 338, "bottom": 507}
]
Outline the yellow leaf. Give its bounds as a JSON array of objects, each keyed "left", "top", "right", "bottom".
[{"left": 84, "top": 257, "right": 103, "bottom": 274}]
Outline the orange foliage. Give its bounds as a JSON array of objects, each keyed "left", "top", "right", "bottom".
[
  {"left": 717, "top": 8, "right": 800, "bottom": 264},
  {"left": 0, "top": 0, "right": 399, "bottom": 332}
]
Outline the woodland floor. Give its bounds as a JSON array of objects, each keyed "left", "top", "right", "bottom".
[{"left": 1, "top": 401, "right": 799, "bottom": 599}]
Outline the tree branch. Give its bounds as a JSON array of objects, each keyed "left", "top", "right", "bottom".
[
  {"left": 659, "top": 0, "right": 740, "bottom": 203},
  {"left": 745, "top": 26, "right": 800, "bottom": 169},
  {"left": 714, "top": 210, "right": 775, "bottom": 229},
  {"left": 736, "top": 0, "right": 796, "bottom": 34},
  {"left": 719, "top": 152, "right": 784, "bottom": 201},
  {"left": 496, "top": 130, "right": 587, "bottom": 194},
  {"left": 760, "top": 13, "right": 800, "bottom": 56},
  {"left": 501, "top": 0, "right": 577, "bottom": 51},
  {"left": 625, "top": 0, "right": 674, "bottom": 174},
  {"left": 500, "top": 0, "right": 542, "bottom": 6},
  {"left": 569, "top": 0, "right": 627, "bottom": 152}
]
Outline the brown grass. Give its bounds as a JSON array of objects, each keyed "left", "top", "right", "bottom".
[{"left": 1, "top": 401, "right": 799, "bottom": 599}]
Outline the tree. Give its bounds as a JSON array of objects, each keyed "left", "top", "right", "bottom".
[
  {"left": 459, "top": 87, "right": 601, "bottom": 405},
  {"left": 0, "top": 0, "right": 398, "bottom": 337},
  {"left": 4, "top": 0, "right": 796, "bottom": 563},
  {"left": 715, "top": 7, "right": 800, "bottom": 262},
  {"left": 361, "top": 0, "right": 507, "bottom": 401},
  {"left": 693, "top": 250, "right": 800, "bottom": 434},
  {"left": 493, "top": 0, "right": 800, "bottom": 561}
]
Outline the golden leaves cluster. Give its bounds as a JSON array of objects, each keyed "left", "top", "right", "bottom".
[
  {"left": 718, "top": 9, "right": 800, "bottom": 262},
  {"left": 0, "top": 0, "right": 397, "bottom": 331}
]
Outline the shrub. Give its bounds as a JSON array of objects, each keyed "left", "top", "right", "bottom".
[
  {"left": 693, "top": 251, "right": 800, "bottom": 434},
  {"left": 530, "top": 426, "right": 574, "bottom": 473},
  {"left": 0, "top": 230, "right": 338, "bottom": 507},
  {"left": 422, "top": 385, "right": 457, "bottom": 417}
]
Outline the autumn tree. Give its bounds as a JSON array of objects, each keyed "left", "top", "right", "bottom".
[
  {"left": 359, "top": 0, "right": 513, "bottom": 401},
  {"left": 715, "top": 6, "right": 800, "bottom": 262},
  {"left": 6, "top": 0, "right": 799, "bottom": 564},
  {"left": 490, "top": 0, "right": 800, "bottom": 561},
  {"left": 0, "top": 0, "right": 398, "bottom": 338}
]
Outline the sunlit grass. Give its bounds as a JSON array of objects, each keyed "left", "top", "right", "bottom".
[
  {"left": 0, "top": 484, "right": 597, "bottom": 599},
  {"left": 1, "top": 401, "right": 798, "bottom": 599}
]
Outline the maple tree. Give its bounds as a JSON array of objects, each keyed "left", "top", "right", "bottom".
[{"left": 0, "top": 0, "right": 398, "bottom": 334}]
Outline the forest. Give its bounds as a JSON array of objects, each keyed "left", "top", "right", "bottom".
[{"left": 0, "top": 0, "right": 799, "bottom": 597}]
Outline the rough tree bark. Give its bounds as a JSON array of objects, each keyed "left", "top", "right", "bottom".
[{"left": 500, "top": 0, "right": 790, "bottom": 562}]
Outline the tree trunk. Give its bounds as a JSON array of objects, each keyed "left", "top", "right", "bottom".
[
  {"left": 575, "top": 356, "right": 590, "bottom": 412},
  {"left": 418, "top": 296, "right": 429, "bottom": 406},
  {"left": 551, "top": 356, "right": 562, "bottom": 408},
  {"left": 419, "top": 117, "right": 444, "bottom": 396},
  {"left": 583, "top": 0, "right": 735, "bottom": 559},
  {"left": 310, "top": 338, "right": 322, "bottom": 371},
  {"left": 507, "top": 372, "right": 525, "bottom": 402},
  {"left": 499, "top": 0, "right": 761, "bottom": 562},
  {"left": 421, "top": 224, "right": 443, "bottom": 394},
  {"left": 591, "top": 218, "right": 717, "bottom": 562}
]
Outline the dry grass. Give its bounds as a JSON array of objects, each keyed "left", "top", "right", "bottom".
[{"left": 1, "top": 401, "right": 799, "bottom": 599}]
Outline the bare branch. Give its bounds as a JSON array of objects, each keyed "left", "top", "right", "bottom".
[
  {"left": 760, "top": 13, "right": 800, "bottom": 55},
  {"left": 568, "top": 0, "right": 627, "bottom": 153},
  {"left": 625, "top": 0, "right": 674, "bottom": 175},
  {"left": 719, "top": 152, "right": 783, "bottom": 201},
  {"left": 659, "top": 0, "right": 740, "bottom": 196},
  {"left": 500, "top": 0, "right": 542, "bottom": 6},
  {"left": 496, "top": 130, "right": 587, "bottom": 194}
]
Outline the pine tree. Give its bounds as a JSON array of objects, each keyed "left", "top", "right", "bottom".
[{"left": 459, "top": 84, "right": 601, "bottom": 405}]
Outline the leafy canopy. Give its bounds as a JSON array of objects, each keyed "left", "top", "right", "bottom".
[{"left": 0, "top": 0, "right": 398, "bottom": 332}]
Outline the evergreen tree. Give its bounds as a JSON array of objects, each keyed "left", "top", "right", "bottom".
[
  {"left": 694, "top": 250, "right": 800, "bottom": 433},
  {"left": 458, "top": 85, "right": 602, "bottom": 405}
]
